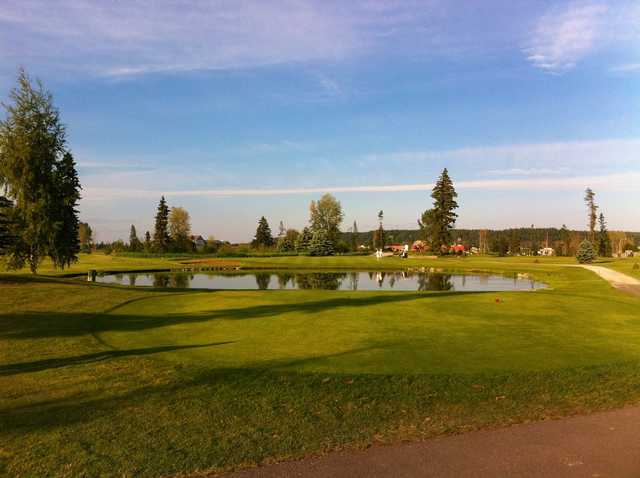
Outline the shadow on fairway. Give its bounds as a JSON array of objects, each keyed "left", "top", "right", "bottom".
[
  {"left": 0, "top": 291, "right": 481, "bottom": 341},
  {"left": 0, "top": 342, "right": 235, "bottom": 376}
]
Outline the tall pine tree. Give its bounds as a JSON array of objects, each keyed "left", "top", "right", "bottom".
[
  {"left": 129, "top": 225, "right": 141, "bottom": 252},
  {"left": 351, "top": 220, "right": 358, "bottom": 251},
  {"left": 153, "top": 196, "right": 170, "bottom": 252},
  {"left": 420, "top": 168, "right": 458, "bottom": 254},
  {"left": 144, "top": 231, "right": 152, "bottom": 252},
  {"left": 51, "top": 151, "right": 81, "bottom": 268},
  {"left": 584, "top": 188, "right": 598, "bottom": 242},
  {"left": 296, "top": 226, "right": 312, "bottom": 252},
  {"left": 597, "top": 213, "right": 612, "bottom": 257},
  {"left": 0, "top": 69, "right": 81, "bottom": 272},
  {"left": 252, "top": 216, "right": 274, "bottom": 248}
]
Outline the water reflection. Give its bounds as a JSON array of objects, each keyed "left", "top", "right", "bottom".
[{"left": 95, "top": 270, "right": 545, "bottom": 292}]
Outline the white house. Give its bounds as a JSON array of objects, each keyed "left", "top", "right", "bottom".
[{"left": 538, "top": 247, "right": 555, "bottom": 256}]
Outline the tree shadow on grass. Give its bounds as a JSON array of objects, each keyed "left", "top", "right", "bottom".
[
  {"left": 0, "top": 342, "right": 235, "bottom": 376},
  {"left": 0, "top": 291, "right": 482, "bottom": 341},
  {"left": 0, "top": 342, "right": 396, "bottom": 434}
]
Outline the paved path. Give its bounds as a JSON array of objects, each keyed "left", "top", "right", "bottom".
[
  {"left": 580, "top": 265, "right": 640, "bottom": 297},
  {"left": 222, "top": 406, "right": 640, "bottom": 478}
]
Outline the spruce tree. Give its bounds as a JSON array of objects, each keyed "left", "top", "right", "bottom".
[
  {"left": 308, "top": 229, "right": 334, "bottom": 256},
  {"left": 153, "top": 196, "right": 170, "bottom": 252},
  {"left": 50, "top": 152, "right": 81, "bottom": 268},
  {"left": 373, "top": 211, "right": 385, "bottom": 249},
  {"left": 576, "top": 239, "right": 597, "bottom": 264},
  {"left": 597, "top": 213, "right": 612, "bottom": 257},
  {"left": 420, "top": 169, "right": 458, "bottom": 254},
  {"left": 144, "top": 231, "right": 152, "bottom": 252},
  {"left": 252, "top": 216, "right": 274, "bottom": 248},
  {"left": 351, "top": 221, "right": 358, "bottom": 251},
  {"left": 129, "top": 225, "right": 140, "bottom": 252},
  {"left": 0, "top": 69, "right": 81, "bottom": 272},
  {"left": 296, "top": 226, "right": 312, "bottom": 252}
]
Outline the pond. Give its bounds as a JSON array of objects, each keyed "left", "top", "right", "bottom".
[{"left": 92, "top": 270, "right": 546, "bottom": 292}]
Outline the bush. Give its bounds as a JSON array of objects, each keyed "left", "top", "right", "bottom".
[
  {"left": 633, "top": 263, "right": 639, "bottom": 270},
  {"left": 576, "top": 240, "right": 597, "bottom": 264}
]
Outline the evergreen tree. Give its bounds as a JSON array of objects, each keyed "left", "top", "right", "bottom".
[
  {"left": 576, "top": 239, "right": 597, "bottom": 264},
  {"left": 129, "top": 225, "right": 141, "bottom": 252},
  {"left": 373, "top": 211, "right": 385, "bottom": 249},
  {"left": 419, "top": 169, "right": 458, "bottom": 255},
  {"left": 508, "top": 229, "right": 521, "bottom": 255},
  {"left": 278, "top": 220, "right": 286, "bottom": 238},
  {"left": 144, "top": 231, "right": 152, "bottom": 252},
  {"left": 0, "top": 196, "right": 14, "bottom": 254},
  {"left": 308, "top": 229, "right": 334, "bottom": 256},
  {"left": 597, "top": 213, "right": 612, "bottom": 257},
  {"left": 0, "top": 69, "right": 81, "bottom": 272},
  {"left": 50, "top": 151, "right": 81, "bottom": 268},
  {"left": 252, "top": 216, "right": 274, "bottom": 248},
  {"left": 153, "top": 196, "right": 170, "bottom": 252},
  {"left": 351, "top": 221, "right": 358, "bottom": 251},
  {"left": 296, "top": 226, "right": 312, "bottom": 252},
  {"left": 584, "top": 188, "right": 598, "bottom": 242}
]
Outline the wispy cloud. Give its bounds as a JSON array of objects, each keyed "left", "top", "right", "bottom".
[
  {"left": 0, "top": 0, "right": 362, "bottom": 77},
  {"left": 611, "top": 63, "right": 640, "bottom": 73},
  {"left": 363, "top": 138, "right": 640, "bottom": 164},
  {"left": 81, "top": 171, "right": 640, "bottom": 201},
  {"left": 0, "top": 0, "right": 443, "bottom": 78},
  {"left": 484, "top": 167, "right": 571, "bottom": 177},
  {"left": 524, "top": 1, "right": 608, "bottom": 73}
]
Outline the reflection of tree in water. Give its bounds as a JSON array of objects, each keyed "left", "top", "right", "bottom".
[
  {"left": 277, "top": 272, "right": 294, "bottom": 289},
  {"left": 295, "top": 273, "right": 346, "bottom": 290},
  {"left": 417, "top": 273, "right": 453, "bottom": 291},
  {"left": 388, "top": 274, "right": 396, "bottom": 289},
  {"left": 348, "top": 272, "right": 359, "bottom": 290},
  {"left": 375, "top": 272, "right": 386, "bottom": 288},
  {"left": 153, "top": 273, "right": 170, "bottom": 288},
  {"left": 255, "top": 273, "right": 271, "bottom": 290},
  {"left": 169, "top": 273, "right": 191, "bottom": 289},
  {"left": 127, "top": 274, "right": 137, "bottom": 286}
]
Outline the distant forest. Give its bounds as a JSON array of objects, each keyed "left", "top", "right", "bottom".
[{"left": 340, "top": 228, "right": 639, "bottom": 255}]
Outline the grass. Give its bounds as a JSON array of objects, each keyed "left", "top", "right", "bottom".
[{"left": 2, "top": 254, "right": 640, "bottom": 476}]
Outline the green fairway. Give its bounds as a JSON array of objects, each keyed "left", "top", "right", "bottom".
[{"left": 2, "top": 254, "right": 640, "bottom": 477}]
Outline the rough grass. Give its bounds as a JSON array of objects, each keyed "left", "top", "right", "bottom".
[{"left": 2, "top": 255, "right": 640, "bottom": 477}]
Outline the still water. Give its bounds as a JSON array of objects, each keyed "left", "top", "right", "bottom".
[{"left": 94, "top": 270, "right": 545, "bottom": 292}]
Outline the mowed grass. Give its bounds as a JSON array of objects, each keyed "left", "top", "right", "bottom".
[{"left": 2, "top": 254, "right": 640, "bottom": 477}]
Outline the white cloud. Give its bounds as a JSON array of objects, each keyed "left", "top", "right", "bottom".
[
  {"left": 484, "top": 167, "right": 571, "bottom": 176},
  {"left": 524, "top": 1, "right": 608, "bottom": 72},
  {"left": 81, "top": 171, "right": 640, "bottom": 201},
  {"left": 611, "top": 63, "right": 640, "bottom": 73},
  {"left": 0, "top": 0, "right": 362, "bottom": 76},
  {"left": 0, "top": 0, "right": 443, "bottom": 78},
  {"left": 363, "top": 138, "right": 640, "bottom": 164}
]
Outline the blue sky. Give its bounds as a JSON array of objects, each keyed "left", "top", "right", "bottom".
[{"left": 2, "top": 0, "right": 639, "bottom": 241}]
